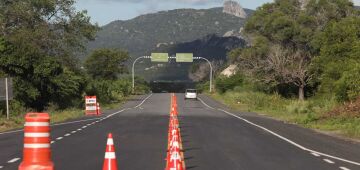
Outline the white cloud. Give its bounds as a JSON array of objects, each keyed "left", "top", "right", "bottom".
[{"left": 353, "top": 0, "right": 360, "bottom": 6}]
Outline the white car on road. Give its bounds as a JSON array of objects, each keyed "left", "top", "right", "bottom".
[{"left": 185, "top": 89, "right": 197, "bottom": 100}]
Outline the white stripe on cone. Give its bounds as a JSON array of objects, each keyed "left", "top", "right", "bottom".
[
  {"left": 24, "top": 143, "right": 50, "bottom": 148},
  {"left": 107, "top": 139, "right": 114, "bottom": 145},
  {"left": 24, "top": 122, "right": 50, "bottom": 126},
  {"left": 24, "top": 133, "right": 50, "bottom": 137},
  {"left": 105, "top": 152, "right": 116, "bottom": 159}
]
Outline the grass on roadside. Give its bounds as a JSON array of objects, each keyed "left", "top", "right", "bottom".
[
  {"left": 0, "top": 96, "right": 133, "bottom": 132},
  {"left": 209, "top": 88, "right": 360, "bottom": 139}
]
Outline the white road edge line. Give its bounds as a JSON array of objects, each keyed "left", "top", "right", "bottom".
[
  {"left": 340, "top": 166, "right": 351, "bottom": 170},
  {"left": 323, "top": 159, "right": 335, "bottom": 164},
  {"left": 197, "top": 98, "right": 215, "bottom": 110},
  {"left": 7, "top": 158, "right": 20, "bottom": 163},
  {"left": 198, "top": 97, "right": 360, "bottom": 166},
  {"left": 134, "top": 93, "right": 153, "bottom": 108}
]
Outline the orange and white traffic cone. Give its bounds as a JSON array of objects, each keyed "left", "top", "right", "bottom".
[
  {"left": 167, "top": 150, "right": 184, "bottom": 170},
  {"left": 103, "top": 133, "right": 118, "bottom": 170},
  {"left": 19, "top": 113, "right": 54, "bottom": 170},
  {"left": 97, "top": 103, "right": 102, "bottom": 115}
]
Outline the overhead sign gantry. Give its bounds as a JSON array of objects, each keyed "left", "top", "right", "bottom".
[{"left": 132, "top": 53, "right": 213, "bottom": 93}]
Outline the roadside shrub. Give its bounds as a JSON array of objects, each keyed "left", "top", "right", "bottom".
[
  {"left": 335, "top": 65, "right": 360, "bottom": 102},
  {"left": 215, "top": 73, "right": 244, "bottom": 94}
]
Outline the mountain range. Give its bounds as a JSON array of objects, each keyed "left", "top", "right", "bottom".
[
  {"left": 87, "top": 6, "right": 252, "bottom": 58},
  {"left": 85, "top": 1, "right": 253, "bottom": 80}
]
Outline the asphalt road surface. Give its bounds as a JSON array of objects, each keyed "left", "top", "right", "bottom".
[{"left": 0, "top": 93, "right": 359, "bottom": 170}]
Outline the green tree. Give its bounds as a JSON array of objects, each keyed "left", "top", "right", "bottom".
[
  {"left": 0, "top": 0, "right": 98, "bottom": 110},
  {"left": 312, "top": 16, "right": 360, "bottom": 101},
  {"left": 84, "top": 49, "right": 129, "bottom": 80},
  {"left": 235, "top": 0, "right": 357, "bottom": 100}
]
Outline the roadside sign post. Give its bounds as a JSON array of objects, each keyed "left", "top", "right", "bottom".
[
  {"left": 192, "top": 57, "right": 213, "bottom": 93},
  {"left": 0, "top": 78, "right": 13, "bottom": 119},
  {"left": 5, "top": 78, "right": 9, "bottom": 119},
  {"left": 132, "top": 56, "right": 151, "bottom": 93}
]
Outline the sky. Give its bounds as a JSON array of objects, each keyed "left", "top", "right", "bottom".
[{"left": 75, "top": 0, "right": 360, "bottom": 26}]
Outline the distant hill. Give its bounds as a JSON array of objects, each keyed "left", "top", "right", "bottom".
[
  {"left": 87, "top": 7, "right": 253, "bottom": 58},
  {"left": 85, "top": 4, "right": 253, "bottom": 81}
]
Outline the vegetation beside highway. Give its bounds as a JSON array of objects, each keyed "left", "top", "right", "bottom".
[
  {"left": 0, "top": 95, "right": 134, "bottom": 132},
  {"left": 0, "top": 1, "right": 149, "bottom": 131},
  {"left": 199, "top": 0, "right": 360, "bottom": 139}
]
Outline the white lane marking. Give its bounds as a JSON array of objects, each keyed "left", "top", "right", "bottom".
[
  {"left": 324, "top": 159, "right": 335, "bottom": 164},
  {"left": 87, "top": 124, "right": 91, "bottom": 126},
  {"left": 0, "top": 94, "right": 151, "bottom": 136},
  {"left": 0, "top": 129, "right": 22, "bottom": 135},
  {"left": 198, "top": 97, "right": 360, "bottom": 166},
  {"left": 82, "top": 126, "right": 87, "bottom": 128},
  {"left": 134, "top": 93, "right": 153, "bottom": 108},
  {"left": 56, "top": 137, "right": 63, "bottom": 140},
  {"left": 51, "top": 141, "right": 55, "bottom": 144},
  {"left": 52, "top": 117, "right": 102, "bottom": 127},
  {"left": 197, "top": 98, "right": 215, "bottom": 110},
  {"left": 340, "top": 167, "right": 351, "bottom": 170},
  {"left": 64, "top": 133, "right": 71, "bottom": 137},
  {"left": 0, "top": 118, "right": 102, "bottom": 136},
  {"left": 0, "top": 165, "right": 3, "bottom": 168},
  {"left": 71, "top": 131, "right": 76, "bottom": 134},
  {"left": 311, "top": 152, "right": 321, "bottom": 157},
  {"left": 77, "top": 128, "right": 82, "bottom": 131},
  {"left": 7, "top": 158, "right": 20, "bottom": 163}
]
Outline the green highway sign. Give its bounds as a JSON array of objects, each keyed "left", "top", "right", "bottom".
[
  {"left": 176, "top": 53, "right": 193, "bottom": 62},
  {"left": 151, "top": 53, "right": 169, "bottom": 62}
]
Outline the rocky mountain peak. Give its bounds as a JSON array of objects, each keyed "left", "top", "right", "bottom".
[{"left": 223, "top": 0, "right": 247, "bottom": 18}]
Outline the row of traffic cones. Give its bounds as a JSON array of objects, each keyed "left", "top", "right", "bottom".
[
  {"left": 18, "top": 112, "right": 118, "bottom": 170},
  {"left": 165, "top": 94, "right": 186, "bottom": 170}
]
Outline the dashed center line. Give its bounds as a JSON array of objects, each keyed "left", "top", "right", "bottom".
[
  {"left": 7, "top": 158, "right": 20, "bottom": 163},
  {"left": 0, "top": 94, "right": 154, "bottom": 170},
  {"left": 323, "top": 159, "right": 335, "bottom": 164},
  {"left": 311, "top": 152, "right": 321, "bottom": 157},
  {"left": 340, "top": 166, "right": 351, "bottom": 170}
]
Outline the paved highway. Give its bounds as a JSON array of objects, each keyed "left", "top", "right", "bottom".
[{"left": 0, "top": 93, "right": 359, "bottom": 170}]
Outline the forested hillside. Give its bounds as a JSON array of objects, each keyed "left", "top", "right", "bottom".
[{"left": 210, "top": 0, "right": 360, "bottom": 138}]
